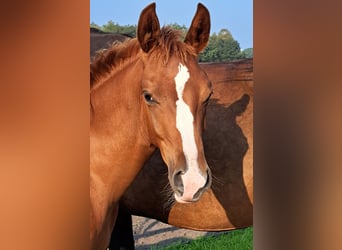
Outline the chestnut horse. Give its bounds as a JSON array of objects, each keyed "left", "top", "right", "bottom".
[
  {"left": 90, "top": 3, "right": 212, "bottom": 249},
  {"left": 109, "top": 60, "right": 254, "bottom": 249}
]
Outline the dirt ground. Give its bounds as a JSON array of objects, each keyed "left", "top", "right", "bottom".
[{"left": 132, "top": 216, "right": 223, "bottom": 249}]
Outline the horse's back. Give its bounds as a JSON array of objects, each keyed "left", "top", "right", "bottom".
[{"left": 90, "top": 28, "right": 131, "bottom": 60}]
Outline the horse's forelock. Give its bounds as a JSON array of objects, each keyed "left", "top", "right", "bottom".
[{"left": 150, "top": 27, "right": 196, "bottom": 65}]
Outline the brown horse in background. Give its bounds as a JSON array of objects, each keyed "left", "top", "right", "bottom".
[
  {"left": 90, "top": 3, "right": 212, "bottom": 249},
  {"left": 90, "top": 27, "right": 131, "bottom": 61},
  {"left": 109, "top": 59, "right": 253, "bottom": 249}
]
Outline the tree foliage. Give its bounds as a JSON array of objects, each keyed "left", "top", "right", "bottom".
[
  {"left": 91, "top": 21, "right": 136, "bottom": 37},
  {"left": 241, "top": 48, "right": 253, "bottom": 58},
  {"left": 91, "top": 22, "right": 252, "bottom": 62},
  {"left": 199, "top": 29, "right": 244, "bottom": 62}
]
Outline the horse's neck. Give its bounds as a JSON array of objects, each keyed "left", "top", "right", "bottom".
[
  {"left": 90, "top": 136, "right": 154, "bottom": 202},
  {"left": 90, "top": 58, "right": 146, "bottom": 141},
  {"left": 90, "top": 59, "right": 154, "bottom": 202}
]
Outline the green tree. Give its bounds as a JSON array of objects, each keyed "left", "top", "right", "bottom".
[
  {"left": 99, "top": 20, "right": 136, "bottom": 37},
  {"left": 199, "top": 28, "right": 243, "bottom": 62},
  {"left": 90, "top": 22, "right": 101, "bottom": 30},
  {"left": 242, "top": 48, "right": 253, "bottom": 58}
]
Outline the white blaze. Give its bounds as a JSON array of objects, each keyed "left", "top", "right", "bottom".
[{"left": 174, "top": 63, "right": 206, "bottom": 202}]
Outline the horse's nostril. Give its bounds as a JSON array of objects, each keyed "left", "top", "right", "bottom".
[
  {"left": 192, "top": 171, "right": 211, "bottom": 200},
  {"left": 173, "top": 170, "right": 184, "bottom": 196},
  {"left": 192, "top": 188, "right": 203, "bottom": 200},
  {"left": 205, "top": 169, "right": 212, "bottom": 189}
]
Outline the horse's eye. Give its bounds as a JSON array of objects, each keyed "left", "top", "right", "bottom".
[{"left": 143, "top": 92, "right": 154, "bottom": 104}]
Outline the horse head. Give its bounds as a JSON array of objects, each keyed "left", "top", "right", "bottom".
[{"left": 137, "top": 3, "right": 212, "bottom": 203}]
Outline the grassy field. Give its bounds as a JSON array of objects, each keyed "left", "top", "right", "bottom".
[{"left": 157, "top": 227, "right": 253, "bottom": 250}]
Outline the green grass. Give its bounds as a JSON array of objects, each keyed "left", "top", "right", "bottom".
[{"left": 157, "top": 227, "right": 253, "bottom": 250}]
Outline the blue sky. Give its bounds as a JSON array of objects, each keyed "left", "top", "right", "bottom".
[{"left": 90, "top": 0, "right": 253, "bottom": 49}]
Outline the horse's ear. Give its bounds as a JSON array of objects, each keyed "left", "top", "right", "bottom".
[
  {"left": 137, "top": 3, "right": 160, "bottom": 53},
  {"left": 184, "top": 3, "right": 210, "bottom": 54}
]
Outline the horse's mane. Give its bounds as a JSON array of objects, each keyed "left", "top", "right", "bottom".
[{"left": 90, "top": 26, "right": 196, "bottom": 89}]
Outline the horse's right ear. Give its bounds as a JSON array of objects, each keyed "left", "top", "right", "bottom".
[{"left": 137, "top": 3, "right": 160, "bottom": 53}]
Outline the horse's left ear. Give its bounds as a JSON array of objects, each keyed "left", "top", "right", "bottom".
[
  {"left": 184, "top": 3, "right": 211, "bottom": 54},
  {"left": 137, "top": 3, "right": 161, "bottom": 53}
]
